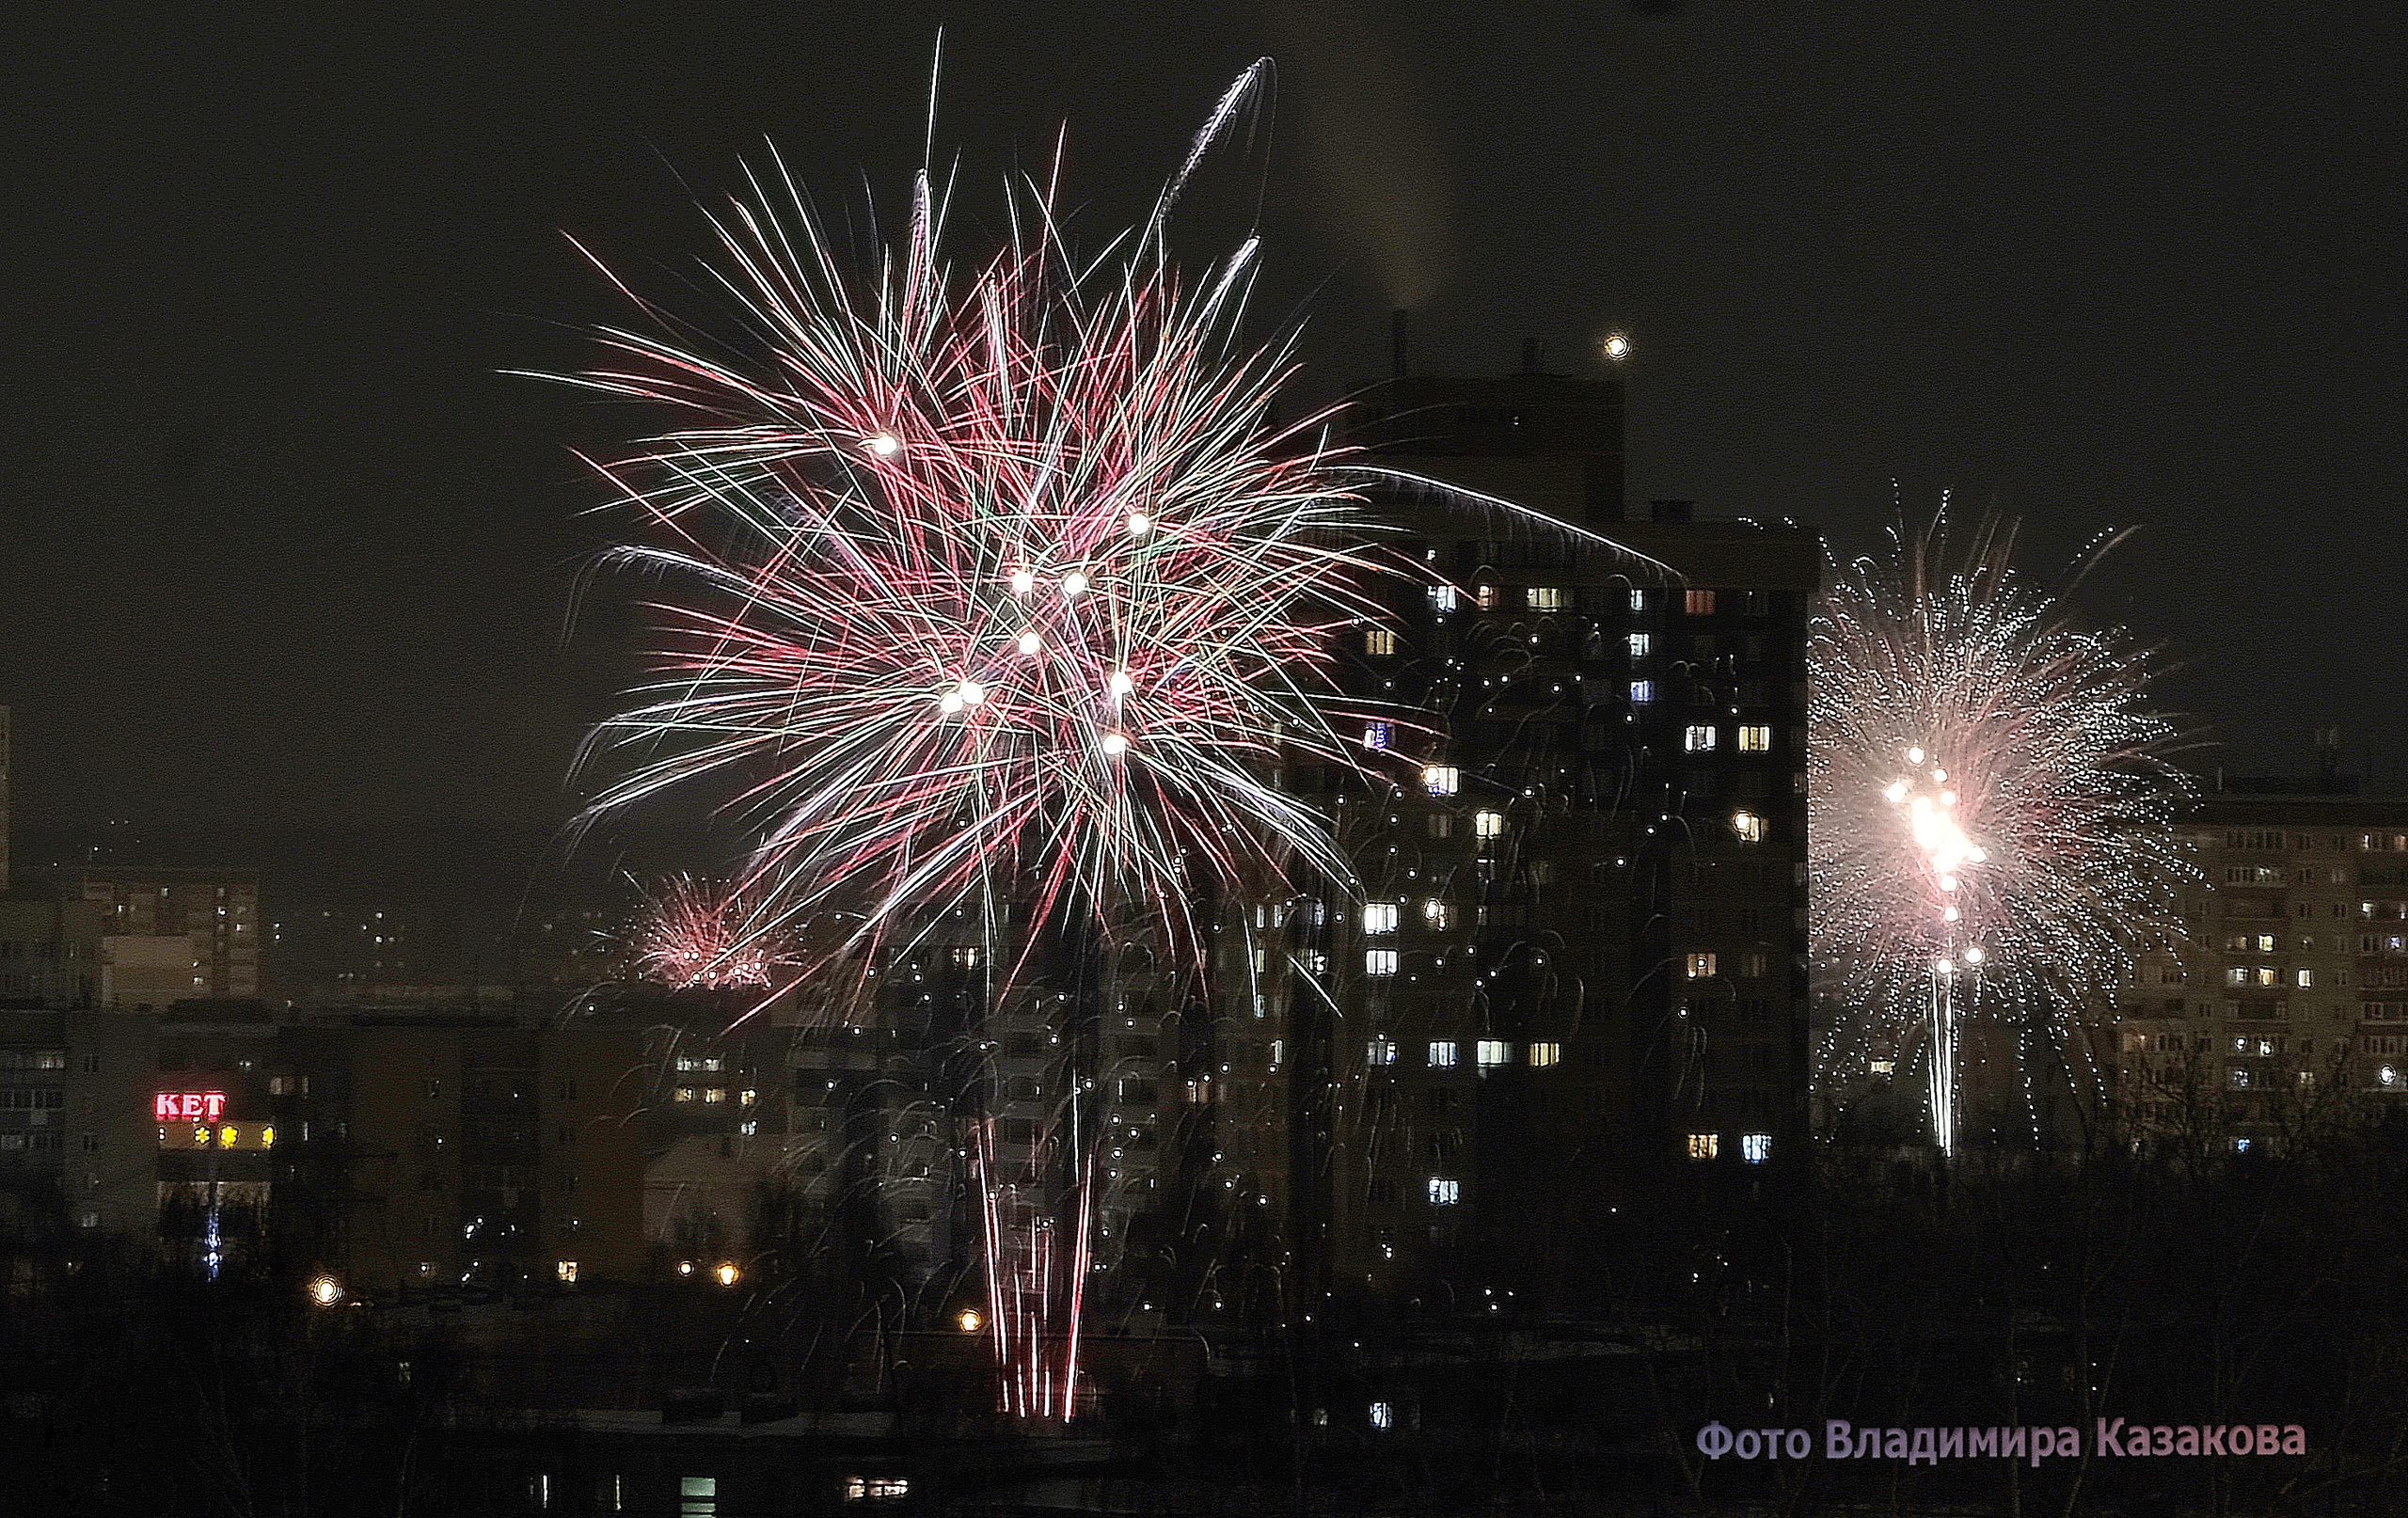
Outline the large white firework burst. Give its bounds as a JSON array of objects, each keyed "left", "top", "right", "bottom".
[{"left": 1810, "top": 514, "right": 2191, "bottom": 1139}]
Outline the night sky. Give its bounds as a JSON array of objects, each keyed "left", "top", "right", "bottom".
[{"left": 8, "top": 3, "right": 2401, "bottom": 921}]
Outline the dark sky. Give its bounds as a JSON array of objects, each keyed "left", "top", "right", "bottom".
[{"left": 7, "top": 2, "right": 2402, "bottom": 917}]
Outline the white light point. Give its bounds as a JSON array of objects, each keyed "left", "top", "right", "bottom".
[
  {"left": 1061, "top": 571, "right": 1089, "bottom": 599},
  {"left": 863, "top": 433, "right": 900, "bottom": 458},
  {"left": 1126, "top": 512, "right": 1152, "bottom": 537},
  {"left": 1018, "top": 631, "right": 1042, "bottom": 656},
  {"left": 1101, "top": 733, "right": 1130, "bottom": 758},
  {"left": 1010, "top": 569, "right": 1036, "bottom": 597},
  {"left": 1943, "top": 906, "right": 1960, "bottom": 923},
  {"left": 1107, "top": 670, "right": 1134, "bottom": 698},
  {"left": 1883, "top": 781, "right": 1909, "bottom": 804},
  {"left": 1603, "top": 332, "right": 1631, "bottom": 361},
  {"left": 1907, "top": 747, "right": 1925, "bottom": 766},
  {"left": 1964, "top": 947, "right": 1986, "bottom": 965},
  {"left": 1935, "top": 959, "right": 1954, "bottom": 976}
]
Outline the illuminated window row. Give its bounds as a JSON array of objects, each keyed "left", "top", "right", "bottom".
[
  {"left": 1685, "top": 1131, "right": 1774, "bottom": 1163},
  {"left": 1368, "top": 1037, "right": 1561, "bottom": 1068}
]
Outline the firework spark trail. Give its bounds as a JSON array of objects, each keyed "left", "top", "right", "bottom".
[
  {"left": 633, "top": 874, "right": 787, "bottom": 990},
  {"left": 549, "top": 64, "right": 1435, "bottom": 1419},
  {"left": 556, "top": 62, "right": 1644, "bottom": 1415},
  {"left": 1810, "top": 514, "right": 2191, "bottom": 1149}
]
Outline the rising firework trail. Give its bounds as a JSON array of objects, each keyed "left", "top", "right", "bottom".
[
  {"left": 1810, "top": 514, "right": 2190, "bottom": 1151},
  {"left": 543, "top": 60, "right": 1635, "bottom": 1418}
]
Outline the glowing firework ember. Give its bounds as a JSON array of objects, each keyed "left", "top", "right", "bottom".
[
  {"left": 633, "top": 875, "right": 784, "bottom": 990},
  {"left": 1811, "top": 515, "right": 2189, "bottom": 1150}
]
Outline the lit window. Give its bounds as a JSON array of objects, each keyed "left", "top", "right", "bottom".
[
  {"left": 1365, "top": 949, "right": 1399, "bottom": 977},
  {"left": 1685, "top": 725, "right": 1718, "bottom": 752},
  {"left": 680, "top": 1476, "right": 717, "bottom": 1516},
  {"left": 1737, "top": 725, "right": 1772, "bottom": 752},
  {"left": 1474, "top": 810, "right": 1505, "bottom": 840},
  {"left": 1476, "top": 1039, "right": 1511, "bottom": 1068},
  {"left": 1363, "top": 721, "right": 1392, "bottom": 751},
  {"left": 673, "top": 1055, "right": 724, "bottom": 1074},
  {"left": 738, "top": 1088, "right": 758, "bottom": 1106},
  {"left": 1369, "top": 1401, "right": 1394, "bottom": 1430},
  {"left": 2225, "top": 969, "right": 2248, "bottom": 988},
  {"left": 1476, "top": 584, "right": 1498, "bottom": 610},
  {"left": 1732, "top": 810, "right": 1765, "bottom": 844},
  {"left": 1740, "top": 1133, "right": 1771, "bottom": 1164},
  {"left": 1629, "top": 679, "right": 1656, "bottom": 704},
  {"left": 1685, "top": 589, "right": 1717, "bottom": 616},
  {"left": 949, "top": 945, "right": 981, "bottom": 969},
  {"left": 2296, "top": 970, "right": 2314, "bottom": 988},
  {"left": 1627, "top": 633, "right": 1651, "bottom": 658},
  {"left": 1422, "top": 764, "right": 1460, "bottom": 796},
  {"left": 1423, "top": 898, "right": 1453, "bottom": 931},
  {"left": 1363, "top": 901, "right": 1400, "bottom": 935},
  {"left": 701, "top": 1086, "right": 727, "bottom": 1104},
  {"left": 1368, "top": 1036, "right": 1397, "bottom": 1066},
  {"left": 556, "top": 1260, "right": 578, "bottom": 1284},
  {"left": 1526, "top": 586, "right": 1565, "bottom": 611},
  {"left": 2228, "top": 1067, "right": 2252, "bottom": 1089},
  {"left": 1686, "top": 1132, "right": 1719, "bottom": 1162},
  {"left": 2255, "top": 934, "right": 2276, "bottom": 953},
  {"left": 1869, "top": 1059, "right": 1894, "bottom": 1075},
  {"left": 844, "top": 1476, "right": 911, "bottom": 1501},
  {"left": 1527, "top": 1042, "right": 1560, "bottom": 1067},
  {"left": 1428, "top": 1041, "right": 1458, "bottom": 1068},
  {"left": 1427, "top": 1178, "right": 1460, "bottom": 1206},
  {"left": 2383, "top": 1066, "right": 2400, "bottom": 1088},
  {"left": 1685, "top": 953, "right": 1718, "bottom": 979},
  {"left": 1428, "top": 585, "right": 1459, "bottom": 612},
  {"left": 1365, "top": 628, "right": 1399, "bottom": 656},
  {"left": 673, "top": 1086, "right": 697, "bottom": 1103},
  {"left": 1629, "top": 589, "right": 1647, "bottom": 612}
]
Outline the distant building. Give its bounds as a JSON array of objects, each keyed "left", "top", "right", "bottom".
[
  {"left": 279, "top": 1016, "right": 649, "bottom": 1292},
  {"left": 2115, "top": 783, "right": 2408, "bottom": 1152},
  {"left": 0, "top": 704, "right": 11, "bottom": 893},
  {"left": 72, "top": 866, "right": 260, "bottom": 1002},
  {"left": 0, "top": 897, "right": 107, "bottom": 1008},
  {"left": 0, "top": 1009, "right": 157, "bottom": 1236}
]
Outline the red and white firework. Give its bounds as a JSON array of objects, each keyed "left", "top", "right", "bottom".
[{"left": 632, "top": 875, "right": 784, "bottom": 990}]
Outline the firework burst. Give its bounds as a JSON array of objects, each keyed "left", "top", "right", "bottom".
[
  {"left": 549, "top": 62, "right": 1450, "bottom": 1419},
  {"left": 558, "top": 76, "right": 1415, "bottom": 978},
  {"left": 632, "top": 875, "right": 785, "bottom": 990},
  {"left": 1811, "top": 514, "right": 2190, "bottom": 1149}
]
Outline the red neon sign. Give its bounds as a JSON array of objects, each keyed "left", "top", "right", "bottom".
[{"left": 156, "top": 1091, "right": 229, "bottom": 1122}]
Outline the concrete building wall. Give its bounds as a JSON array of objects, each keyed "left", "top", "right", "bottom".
[{"left": 2115, "top": 792, "right": 2408, "bottom": 1151}]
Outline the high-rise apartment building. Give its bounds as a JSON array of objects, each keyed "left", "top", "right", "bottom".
[
  {"left": 2115, "top": 783, "right": 2408, "bottom": 1151},
  {"left": 73, "top": 866, "right": 261, "bottom": 1002},
  {"left": 0, "top": 705, "right": 11, "bottom": 893},
  {"left": 1205, "top": 371, "right": 1819, "bottom": 1315}
]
